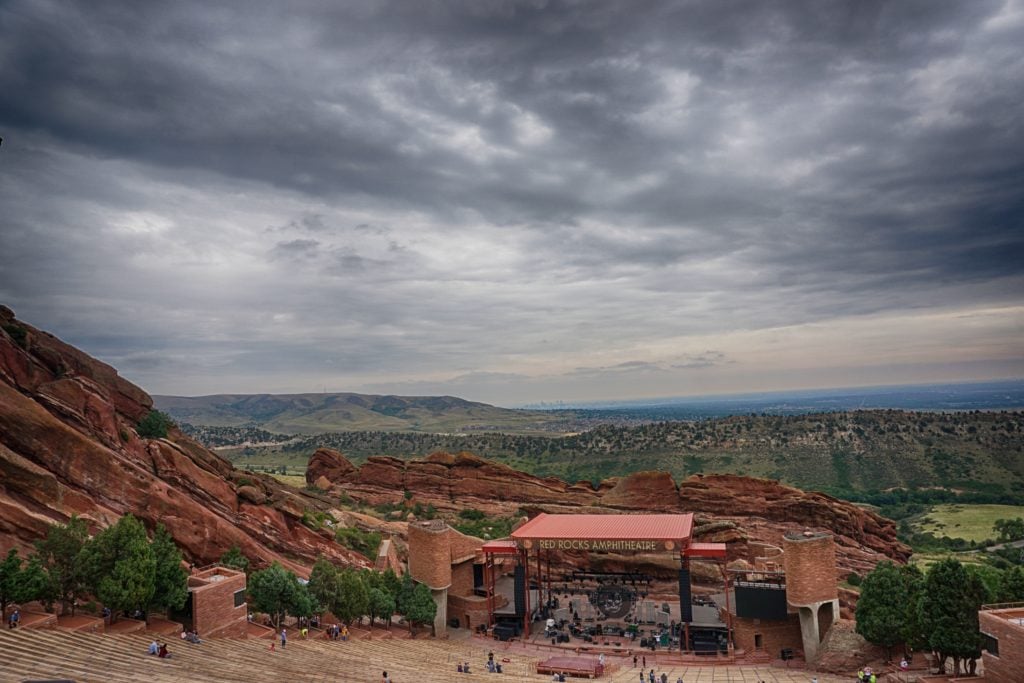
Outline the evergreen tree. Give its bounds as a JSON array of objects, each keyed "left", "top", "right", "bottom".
[
  {"left": 0, "top": 549, "right": 32, "bottom": 620},
  {"left": 997, "top": 565, "right": 1024, "bottom": 602},
  {"left": 35, "top": 515, "right": 90, "bottom": 615},
  {"left": 248, "top": 562, "right": 303, "bottom": 629},
  {"left": 381, "top": 568, "right": 401, "bottom": 601},
  {"left": 307, "top": 557, "right": 341, "bottom": 615},
  {"left": 220, "top": 545, "right": 250, "bottom": 575},
  {"left": 899, "top": 563, "right": 927, "bottom": 655},
  {"left": 335, "top": 568, "right": 369, "bottom": 624},
  {"left": 80, "top": 514, "right": 156, "bottom": 621},
  {"left": 367, "top": 587, "right": 396, "bottom": 628},
  {"left": 289, "top": 583, "right": 316, "bottom": 622},
  {"left": 855, "top": 561, "right": 906, "bottom": 659},
  {"left": 405, "top": 582, "right": 437, "bottom": 637},
  {"left": 396, "top": 573, "right": 416, "bottom": 616},
  {"left": 921, "top": 558, "right": 985, "bottom": 677},
  {"left": 149, "top": 524, "right": 188, "bottom": 616}
]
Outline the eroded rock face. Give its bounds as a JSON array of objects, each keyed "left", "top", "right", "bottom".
[
  {"left": 310, "top": 451, "right": 911, "bottom": 576},
  {"left": 0, "top": 310, "right": 368, "bottom": 574}
]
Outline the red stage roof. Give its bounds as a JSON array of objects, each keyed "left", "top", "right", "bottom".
[
  {"left": 684, "top": 542, "right": 728, "bottom": 558},
  {"left": 481, "top": 539, "right": 519, "bottom": 554},
  {"left": 511, "top": 513, "right": 693, "bottom": 542}
]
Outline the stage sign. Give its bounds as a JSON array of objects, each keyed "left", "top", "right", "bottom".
[{"left": 533, "top": 539, "right": 666, "bottom": 551}]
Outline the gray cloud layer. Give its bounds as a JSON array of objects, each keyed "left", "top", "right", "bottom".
[{"left": 1, "top": 0, "right": 1022, "bottom": 404}]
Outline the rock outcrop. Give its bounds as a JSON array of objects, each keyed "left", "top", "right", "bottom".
[
  {"left": 309, "top": 447, "right": 911, "bottom": 575},
  {"left": 0, "top": 308, "right": 367, "bottom": 574}
]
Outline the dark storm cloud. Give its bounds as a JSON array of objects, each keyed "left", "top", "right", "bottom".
[{"left": 1, "top": 0, "right": 1022, "bottom": 400}]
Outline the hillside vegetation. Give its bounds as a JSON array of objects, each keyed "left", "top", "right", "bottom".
[
  {"left": 156, "top": 392, "right": 582, "bottom": 435},
  {"left": 194, "top": 409, "right": 1024, "bottom": 498}
]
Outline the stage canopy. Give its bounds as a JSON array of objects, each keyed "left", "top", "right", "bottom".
[{"left": 510, "top": 513, "right": 694, "bottom": 552}]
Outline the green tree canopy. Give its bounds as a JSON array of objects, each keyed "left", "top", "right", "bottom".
[
  {"left": 248, "top": 562, "right": 304, "bottom": 629},
  {"left": 404, "top": 582, "right": 437, "bottom": 637},
  {"left": 220, "top": 545, "right": 251, "bottom": 575},
  {"left": 307, "top": 557, "right": 341, "bottom": 615},
  {"left": 998, "top": 565, "right": 1024, "bottom": 602},
  {"left": 149, "top": 524, "right": 188, "bottom": 615},
  {"left": 993, "top": 517, "right": 1024, "bottom": 543},
  {"left": 921, "top": 558, "right": 985, "bottom": 677},
  {"left": 855, "top": 561, "right": 907, "bottom": 658},
  {"left": 80, "top": 514, "right": 156, "bottom": 621},
  {"left": 35, "top": 515, "right": 90, "bottom": 615},
  {"left": 137, "top": 409, "right": 174, "bottom": 439},
  {"left": 0, "top": 549, "right": 34, "bottom": 619},
  {"left": 367, "top": 587, "right": 396, "bottom": 627},
  {"left": 334, "top": 568, "right": 369, "bottom": 624},
  {"left": 899, "top": 563, "right": 927, "bottom": 654}
]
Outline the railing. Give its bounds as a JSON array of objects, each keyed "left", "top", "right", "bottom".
[{"left": 980, "top": 601, "right": 1024, "bottom": 611}]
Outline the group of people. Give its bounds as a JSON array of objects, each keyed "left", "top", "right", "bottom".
[
  {"left": 146, "top": 640, "right": 171, "bottom": 658},
  {"left": 326, "top": 623, "right": 349, "bottom": 640},
  {"left": 641, "top": 669, "right": 681, "bottom": 683},
  {"left": 856, "top": 668, "right": 877, "bottom": 683},
  {"left": 180, "top": 629, "right": 202, "bottom": 644}
]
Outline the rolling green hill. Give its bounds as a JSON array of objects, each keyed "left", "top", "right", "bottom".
[
  {"left": 200, "top": 409, "right": 1024, "bottom": 498},
  {"left": 155, "top": 392, "right": 579, "bottom": 435}
]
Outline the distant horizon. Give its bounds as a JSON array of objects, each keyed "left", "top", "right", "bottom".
[{"left": 153, "top": 376, "right": 1024, "bottom": 411}]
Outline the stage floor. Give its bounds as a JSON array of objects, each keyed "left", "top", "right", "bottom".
[{"left": 537, "top": 655, "right": 604, "bottom": 678}]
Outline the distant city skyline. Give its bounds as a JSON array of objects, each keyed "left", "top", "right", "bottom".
[{"left": 2, "top": 1, "right": 1022, "bottom": 405}]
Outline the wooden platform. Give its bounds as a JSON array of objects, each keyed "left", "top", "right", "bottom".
[{"left": 537, "top": 655, "right": 605, "bottom": 678}]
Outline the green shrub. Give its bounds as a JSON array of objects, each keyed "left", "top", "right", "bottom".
[
  {"left": 847, "top": 572, "right": 862, "bottom": 586},
  {"left": 137, "top": 410, "right": 174, "bottom": 439},
  {"left": 335, "top": 526, "right": 382, "bottom": 558},
  {"left": 458, "top": 508, "right": 486, "bottom": 521}
]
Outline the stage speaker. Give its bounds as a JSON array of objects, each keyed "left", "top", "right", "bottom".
[
  {"left": 678, "top": 568, "right": 693, "bottom": 623},
  {"left": 514, "top": 565, "right": 526, "bottom": 616}
]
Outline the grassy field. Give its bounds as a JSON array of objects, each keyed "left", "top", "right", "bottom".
[
  {"left": 267, "top": 473, "right": 308, "bottom": 488},
  {"left": 915, "top": 504, "right": 1024, "bottom": 542}
]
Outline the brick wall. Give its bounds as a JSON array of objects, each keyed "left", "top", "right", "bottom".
[
  {"left": 450, "top": 559, "right": 476, "bottom": 597},
  {"left": 408, "top": 521, "right": 452, "bottom": 589},
  {"left": 448, "top": 593, "right": 490, "bottom": 631},
  {"left": 731, "top": 612, "right": 803, "bottom": 657},
  {"left": 782, "top": 533, "right": 837, "bottom": 606},
  {"left": 980, "top": 608, "right": 1024, "bottom": 683},
  {"left": 191, "top": 568, "right": 248, "bottom": 639}
]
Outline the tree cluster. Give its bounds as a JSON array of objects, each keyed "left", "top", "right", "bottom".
[
  {"left": 855, "top": 558, "right": 1024, "bottom": 677},
  {"left": 248, "top": 559, "right": 436, "bottom": 636},
  {"left": 3, "top": 514, "right": 189, "bottom": 622}
]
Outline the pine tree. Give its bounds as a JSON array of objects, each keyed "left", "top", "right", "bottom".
[
  {"left": 335, "top": 568, "right": 369, "bottom": 624},
  {"left": 307, "top": 557, "right": 341, "bottom": 616},
  {"left": 80, "top": 514, "right": 156, "bottom": 621},
  {"left": 855, "top": 561, "right": 905, "bottom": 659},
  {"left": 35, "top": 516, "right": 90, "bottom": 616},
  {"left": 220, "top": 545, "right": 250, "bottom": 574},
  {"left": 997, "top": 565, "right": 1024, "bottom": 602},
  {"left": 0, "top": 549, "right": 30, "bottom": 620},
  {"left": 405, "top": 582, "right": 437, "bottom": 638},
  {"left": 248, "top": 562, "right": 303, "bottom": 629},
  {"left": 149, "top": 524, "right": 188, "bottom": 617},
  {"left": 921, "top": 558, "right": 985, "bottom": 677}
]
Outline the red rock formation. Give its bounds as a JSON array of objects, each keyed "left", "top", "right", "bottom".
[
  {"left": 0, "top": 308, "right": 368, "bottom": 574},
  {"left": 309, "top": 447, "right": 911, "bottom": 575}
]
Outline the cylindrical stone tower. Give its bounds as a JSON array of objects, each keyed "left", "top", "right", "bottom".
[
  {"left": 407, "top": 519, "right": 451, "bottom": 637},
  {"left": 782, "top": 531, "right": 839, "bottom": 662}
]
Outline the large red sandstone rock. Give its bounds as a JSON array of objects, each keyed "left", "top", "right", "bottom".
[
  {"left": 0, "top": 310, "right": 369, "bottom": 574},
  {"left": 309, "top": 450, "right": 911, "bottom": 575},
  {"left": 305, "top": 448, "right": 357, "bottom": 487}
]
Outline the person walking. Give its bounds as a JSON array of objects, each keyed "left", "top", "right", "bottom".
[{"left": 280, "top": 627, "right": 287, "bottom": 649}]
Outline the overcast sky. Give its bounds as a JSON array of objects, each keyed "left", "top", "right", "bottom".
[{"left": 1, "top": 0, "right": 1022, "bottom": 405}]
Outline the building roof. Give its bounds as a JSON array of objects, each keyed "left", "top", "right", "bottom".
[
  {"left": 481, "top": 539, "right": 519, "bottom": 554},
  {"left": 684, "top": 542, "right": 728, "bottom": 558},
  {"left": 511, "top": 513, "right": 693, "bottom": 542}
]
